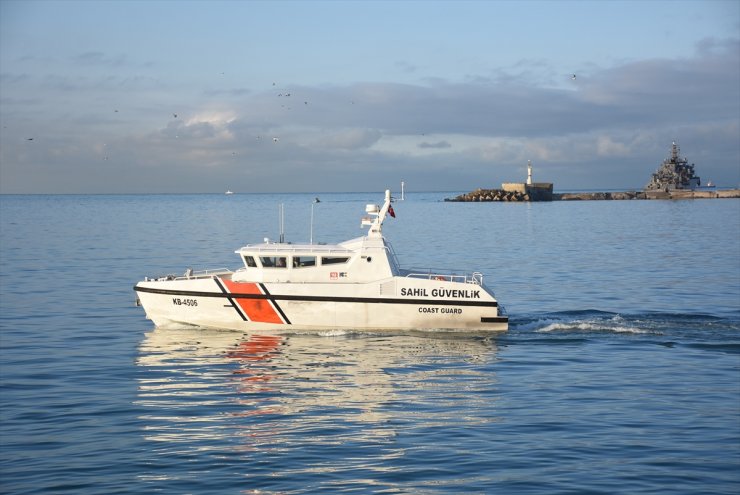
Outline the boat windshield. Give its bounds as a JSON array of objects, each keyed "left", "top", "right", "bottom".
[{"left": 260, "top": 256, "right": 287, "bottom": 268}]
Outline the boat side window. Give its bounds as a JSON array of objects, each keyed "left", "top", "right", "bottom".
[
  {"left": 321, "top": 256, "right": 350, "bottom": 265},
  {"left": 243, "top": 255, "right": 257, "bottom": 268},
  {"left": 260, "top": 256, "right": 287, "bottom": 268},
  {"left": 293, "top": 256, "right": 316, "bottom": 268}
]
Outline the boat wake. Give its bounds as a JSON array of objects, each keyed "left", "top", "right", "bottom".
[
  {"left": 510, "top": 310, "right": 739, "bottom": 337},
  {"left": 515, "top": 311, "right": 647, "bottom": 334}
]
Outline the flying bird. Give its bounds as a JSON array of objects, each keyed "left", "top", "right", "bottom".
[
  {"left": 173, "top": 113, "right": 178, "bottom": 118},
  {"left": 273, "top": 137, "right": 279, "bottom": 143},
  {"left": 571, "top": 74, "right": 577, "bottom": 80}
]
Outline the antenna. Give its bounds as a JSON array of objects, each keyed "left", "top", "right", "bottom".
[
  {"left": 278, "top": 203, "right": 285, "bottom": 243},
  {"left": 310, "top": 197, "right": 320, "bottom": 244}
]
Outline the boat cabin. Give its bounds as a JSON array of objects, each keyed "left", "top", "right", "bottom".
[
  {"left": 231, "top": 190, "right": 403, "bottom": 284},
  {"left": 231, "top": 236, "right": 400, "bottom": 284}
]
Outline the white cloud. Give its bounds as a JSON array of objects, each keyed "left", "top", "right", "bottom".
[
  {"left": 596, "top": 136, "right": 631, "bottom": 156},
  {"left": 315, "top": 128, "right": 382, "bottom": 150},
  {"left": 184, "top": 110, "right": 236, "bottom": 128}
]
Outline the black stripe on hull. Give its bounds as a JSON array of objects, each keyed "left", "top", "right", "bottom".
[
  {"left": 213, "top": 277, "right": 249, "bottom": 321},
  {"left": 259, "top": 283, "right": 292, "bottom": 325},
  {"left": 134, "top": 285, "right": 499, "bottom": 308},
  {"left": 481, "top": 316, "right": 509, "bottom": 323}
]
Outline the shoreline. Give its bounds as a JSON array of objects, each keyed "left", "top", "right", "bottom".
[{"left": 446, "top": 188, "right": 740, "bottom": 202}]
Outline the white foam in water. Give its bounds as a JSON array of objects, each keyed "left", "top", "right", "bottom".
[
  {"left": 298, "top": 328, "right": 384, "bottom": 337},
  {"left": 534, "top": 315, "right": 649, "bottom": 334},
  {"left": 313, "top": 329, "right": 351, "bottom": 337}
]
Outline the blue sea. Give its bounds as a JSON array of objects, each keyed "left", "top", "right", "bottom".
[{"left": 1, "top": 192, "right": 739, "bottom": 494}]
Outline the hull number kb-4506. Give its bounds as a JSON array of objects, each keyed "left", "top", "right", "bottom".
[{"left": 172, "top": 298, "right": 198, "bottom": 307}]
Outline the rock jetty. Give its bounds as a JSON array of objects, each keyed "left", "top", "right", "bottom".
[
  {"left": 446, "top": 188, "right": 535, "bottom": 202},
  {"left": 445, "top": 188, "right": 740, "bottom": 202},
  {"left": 444, "top": 189, "right": 646, "bottom": 202},
  {"left": 559, "top": 190, "right": 739, "bottom": 200}
]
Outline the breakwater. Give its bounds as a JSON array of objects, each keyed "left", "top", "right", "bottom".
[{"left": 446, "top": 188, "right": 740, "bottom": 202}]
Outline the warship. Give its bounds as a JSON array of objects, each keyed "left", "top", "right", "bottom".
[{"left": 645, "top": 142, "right": 701, "bottom": 191}]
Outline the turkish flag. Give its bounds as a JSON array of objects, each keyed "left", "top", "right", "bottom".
[{"left": 388, "top": 205, "right": 396, "bottom": 218}]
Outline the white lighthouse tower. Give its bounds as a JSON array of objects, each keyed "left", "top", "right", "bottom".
[{"left": 501, "top": 159, "right": 553, "bottom": 200}]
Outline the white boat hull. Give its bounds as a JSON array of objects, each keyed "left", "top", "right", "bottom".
[{"left": 134, "top": 275, "right": 507, "bottom": 333}]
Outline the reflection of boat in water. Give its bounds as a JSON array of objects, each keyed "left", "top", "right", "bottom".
[
  {"left": 134, "top": 189, "right": 507, "bottom": 333},
  {"left": 135, "top": 326, "right": 497, "bottom": 443}
]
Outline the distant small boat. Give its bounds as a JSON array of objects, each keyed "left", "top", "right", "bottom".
[{"left": 225, "top": 190, "right": 234, "bottom": 195}]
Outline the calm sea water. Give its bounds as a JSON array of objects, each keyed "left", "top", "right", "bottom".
[{"left": 1, "top": 192, "right": 739, "bottom": 494}]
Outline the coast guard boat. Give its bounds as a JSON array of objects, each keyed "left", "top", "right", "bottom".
[{"left": 134, "top": 190, "right": 508, "bottom": 333}]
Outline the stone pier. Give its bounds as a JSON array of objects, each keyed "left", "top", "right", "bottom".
[{"left": 445, "top": 189, "right": 740, "bottom": 202}]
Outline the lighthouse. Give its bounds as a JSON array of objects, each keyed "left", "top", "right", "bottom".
[{"left": 501, "top": 159, "right": 553, "bottom": 200}]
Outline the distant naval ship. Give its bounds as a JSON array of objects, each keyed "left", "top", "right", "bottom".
[{"left": 645, "top": 142, "right": 701, "bottom": 191}]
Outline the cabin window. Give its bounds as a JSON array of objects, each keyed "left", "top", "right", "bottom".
[
  {"left": 243, "top": 256, "right": 257, "bottom": 267},
  {"left": 260, "top": 256, "right": 287, "bottom": 268},
  {"left": 321, "top": 256, "right": 350, "bottom": 265},
  {"left": 293, "top": 256, "right": 316, "bottom": 268}
]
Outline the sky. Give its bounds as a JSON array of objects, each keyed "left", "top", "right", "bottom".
[{"left": 1, "top": 0, "right": 738, "bottom": 193}]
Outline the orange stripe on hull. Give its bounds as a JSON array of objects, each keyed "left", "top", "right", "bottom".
[{"left": 221, "top": 280, "right": 284, "bottom": 324}]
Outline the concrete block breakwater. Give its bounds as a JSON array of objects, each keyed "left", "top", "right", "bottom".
[{"left": 446, "top": 188, "right": 740, "bottom": 202}]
